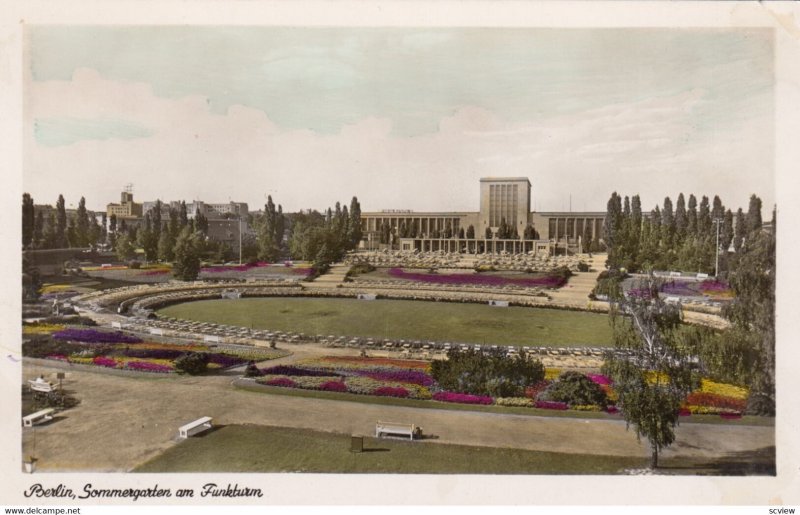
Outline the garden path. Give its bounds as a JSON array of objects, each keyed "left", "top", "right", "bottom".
[{"left": 21, "top": 360, "right": 773, "bottom": 472}]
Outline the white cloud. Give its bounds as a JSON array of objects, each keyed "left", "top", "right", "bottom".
[{"left": 25, "top": 69, "right": 774, "bottom": 215}]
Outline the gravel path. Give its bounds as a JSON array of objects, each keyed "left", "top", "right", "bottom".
[{"left": 21, "top": 360, "right": 774, "bottom": 473}]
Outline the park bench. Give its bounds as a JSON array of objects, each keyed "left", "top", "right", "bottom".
[
  {"left": 28, "top": 380, "right": 59, "bottom": 393},
  {"left": 375, "top": 421, "right": 421, "bottom": 441},
  {"left": 23, "top": 408, "right": 55, "bottom": 427},
  {"left": 178, "top": 416, "right": 213, "bottom": 439}
]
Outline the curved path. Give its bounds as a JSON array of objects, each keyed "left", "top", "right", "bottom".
[{"left": 22, "top": 360, "right": 773, "bottom": 472}]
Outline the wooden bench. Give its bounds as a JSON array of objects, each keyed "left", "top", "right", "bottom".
[
  {"left": 375, "top": 421, "right": 421, "bottom": 441},
  {"left": 178, "top": 416, "right": 213, "bottom": 439},
  {"left": 23, "top": 408, "right": 55, "bottom": 427},
  {"left": 28, "top": 380, "right": 59, "bottom": 393}
]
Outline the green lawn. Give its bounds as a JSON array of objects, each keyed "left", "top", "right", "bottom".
[
  {"left": 134, "top": 424, "right": 647, "bottom": 474},
  {"left": 134, "top": 424, "right": 775, "bottom": 475},
  {"left": 158, "top": 297, "right": 614, "bottom": 347}
]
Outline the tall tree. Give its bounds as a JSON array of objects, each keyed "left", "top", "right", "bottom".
[
  {"left": 347, "top": 197, "right": 362, "bottom": 249},
  {"left": 195, "top": 211, "right": 209, "bottom": 236},
  {"left": 733, "top": 208, "right": 746, "bottom": 253},
  {"left": 466, "top": 225, "right": 475, "bottom": 239},
  {"left": 698, "top": 196, "right": 711, "bottom": 236},
  {"left": 686, "top": 194, "right": 697, "bottom": 237},
  {"left": 179, "top": 201, "right": 189, "bottom": 228},
  {"left": 22, "top": 193, "right": 35, "bottom": 248},
  {"left": 75, "top": 196, "right": 90, "bottom": 247},
  {"left": 33, "top": 210, "right": 44, "bottom": 249},
  {"left": 115, "top": 233, "right": 136, "bottom": 262},
  {"left": 55, "top": 194, "right": 67, "bottom": 248},
  {"left": 152, "top": 200, "right": 163, "bottom": 239},
  {"left": 42, "top": 212, "right": 57, "bottom": 249},
  {"left": 603, "top": 274, "right": 697, "bottom": 469},
  {"left": 723, "top": 227, "right": 775, "bottom": 415},
  {"left": 746, "top": 194, "right": 763, "bottom": 234},
  {"left": 172, "top": 226, "right": 202, "bottom": 281},
  {"left": 675, "top": 193, "right": 687, "bottom": 239}
]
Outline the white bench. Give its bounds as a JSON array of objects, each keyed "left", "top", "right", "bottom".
[
  {"left": 28, "top": 380, "right": 59, "bottom": 393},
  {"left": 23, "top": 408, "right": 55, "bottom": 427},
  {"left": 375, "top": 421, "right": 421, "bottom": 441},
  {"left": 178, "top": 416, "right": 213, "bottom": 439}
]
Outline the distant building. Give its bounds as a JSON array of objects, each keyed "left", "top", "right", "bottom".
[
  {"left": 106, "top": 191, "right": 143, "bottom": 219},
  {"left": 360, "top": 177, "right": 606, "bottom": 254},
  {"left": 141, "top": 200, "right": 249, "bottom": 220}
]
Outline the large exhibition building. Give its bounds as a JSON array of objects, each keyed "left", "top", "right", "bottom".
[{"left": 360, "top": 177, "right": 606, "bottom": 254}]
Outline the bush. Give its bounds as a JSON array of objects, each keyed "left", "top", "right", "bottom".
[
  {"left": 592, "top": 269, "right": 627, "bottom": 300},
  {"left": 538, "top": 371, "right": 608, "bottom": 407},
  {"left": 174, "top": 352, "right": 210, "bottom": 375},
  {"left": 577, "top": 261, "right": 590, "bottom": 272},
  {"left": 431, "top": 349, "right": 545, "bottom": 398},
  {"left": 128, "top": 260, "right": 141, "bottom": 269},
  {"left": 347, "top": 262, "right": 376, "bottom": 277}
]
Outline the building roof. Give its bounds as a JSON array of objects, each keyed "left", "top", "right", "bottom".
[{"left": 479, "top": 177, "right": 531, "bottom": 184}]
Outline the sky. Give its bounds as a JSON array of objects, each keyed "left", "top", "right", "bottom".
[{"left": 23, "top": 26, "right": 775, "bottom": 215}]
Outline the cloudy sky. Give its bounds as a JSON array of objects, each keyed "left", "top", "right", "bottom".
[{"left": 24, "top": 27, "right": 774, "bottom": 214}]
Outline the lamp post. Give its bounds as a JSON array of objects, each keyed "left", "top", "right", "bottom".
[{"left": 712, "top": 217, "right": 723, "bottom": 278}]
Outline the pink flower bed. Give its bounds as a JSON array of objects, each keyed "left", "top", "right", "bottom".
[
  {"left": 125, "top": 361, "right": 172, "bottom": 373},
  {"left": 319, "top": 381, "right": 348, "bottom": 392},
  {"left": 373, "top": 386, "right": 410, "bottom": 398},
  {"left": 387, "top": 268, "right": 566, "bottom": 289},
  {"left": 678, "top": 408, "right": 692, "bottom": 417},
  {"left": 265, "top": 377, "right": 296, "bottom": 388},
  {"left": 606, "top": 405, "right": 619, "bottom": 414},
  {"left": 534, "top": 400, "right": 568, "bottom": 410},
  {"left": 201, "top": 262, "right": 270, "bottom": 273},
  {"left": 720, "top": 412, "right": 742, "bottom": 420},
  {"left": 432, "top": 391, "right": 493, "bottom": 405},
  {"left": 92, "top": 356, "right": 118, "bottom": 368},
  {"left": 587, "top": 374, "right": 612, "bottom": 386}
]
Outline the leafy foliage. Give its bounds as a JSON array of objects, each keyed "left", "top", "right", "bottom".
[
  {"left": 603, "top": 274, "right": 699, "bottom": 468},
  {"left": 431, "top": 349, "right": 545, "bottom": 398},
  {"left": 174, "top": 352, "right": 210, "bottom": 375},
  {"left": 539, "top": 371, "right": 608, "bottom": 407}
]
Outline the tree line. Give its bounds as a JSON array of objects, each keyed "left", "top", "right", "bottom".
[{"left": 604, "top": 191, "right": 768, "bottom": 275}]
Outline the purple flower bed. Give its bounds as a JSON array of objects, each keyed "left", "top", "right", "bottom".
[
  {"left": 719, "top": 412, "right": 742, "bottom": 420},
  {"left": 139, "top": 269, "right": 170, "bottom": 276},
  {"left": 260, "top": 365, "right": 342, "bottom": 377},
  {"left": 534, "top": 400, "right": 568, "bottom": 410},
  {"left": 207, "top": 354, "right": 247, "bottom": 368},
  {"left": 432, "top": 391, "right": 493, "bottom": 405},
  {"left": 202, "top": 262, "right": 270, "bottom": 273},
  {"left": 699, "top": 280, "right": 729, "bottom": 292},
  {"left": 123, "top": 348, "right": 186, "bottom": 360},
  {"left": 387, "top": 268, "right": 566, "bottom": 289},
  {"left": 92, "top": 356, "right": 118, "bottom": 368},
  {"left": 626, "top": 288, "right": 653, "bottom": 299},
  {"left": 264, "top": 377, "right": 296, "bottom": 388},
  {"left": 660, "top": 281, "right": 698, "bottom": 296},
  {"left": 54, "top": 329, "right": 142, "bottom": 344},
  {"left": 587, "top": 374, "right": 612, "bottom": 386},
  {"left": 319, "top": 381, "right": 348, "bottom": 392},
  {"left": 606, "top": 405, "right": 619, "bottom": 414},
  {"left": 125, "top": 361, "right": 172, "bottom": 373},
  {"left": 357, "top": 369, "right": 435, "bottom": 386},
  {"left": 373, "top": 386, "right": 410, "bottom": 398}
]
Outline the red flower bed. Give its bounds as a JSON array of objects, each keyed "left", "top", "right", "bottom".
[
  {"left": 678, "top": 408, "right": 692, "bottom": 417},
  {"left": 720, "top": 412, "right": 742, "bottom": 420},
  {"left": 264, "top": 377, "right": 296, "bottom": 388},
  {"left": 319, "top": 381, "right": 348, "bottom": 392},
  {"left": 524, "top": 381, "right": 550, "bottom": 399},
  {"left": 534, "top": 400, "right": 568, "bottom": 410},
  {"left": 432, "top": 391, "right": 493, "bottom": 405},
  {"left": 373, "top": 386, "right": 410, "bottom": 398},
  {"left": 685, "top": 392, "right": 747, "bottom": 411}
]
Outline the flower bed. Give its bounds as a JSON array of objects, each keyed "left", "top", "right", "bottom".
[
  {"left": 22, "top": 323, "right": 65, "bottom": 335},
  {"left": 53, "top": 328, "right": 143, "bottom": 344},
  {"left": 387, "top": 268, "right": 567, "bottom": 289},
  {"left": 534, "top": 400, "right": 568, "bottom": 410},
  {"left": 432, "top": 391, "right": 493, "bottom": 405}
]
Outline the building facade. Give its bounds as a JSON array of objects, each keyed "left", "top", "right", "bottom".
[
  {"left": 106, "top": 191, "right": 143, "bottom": 219},
  {"left": 360, "top": 177, "right": 606, "bottom": 254}
]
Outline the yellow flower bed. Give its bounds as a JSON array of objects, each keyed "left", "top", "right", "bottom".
[
  {"left": 571, "top": 404, "right": 603, "bottom": 412},
  {"left": 22, "top": 323, "right": 65, "bottom": 335},
  {"left": 699, "top": 379, "right": 748, "bottom": 400},
  {"left": 685, "top": 405, "right": 740, "bottom": 415},
  {"left": 544, "top": 368, "right": 561, "bottom": 381},
  {"left": 40, "top": 284, "right": 74, "bottom": 294}
]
